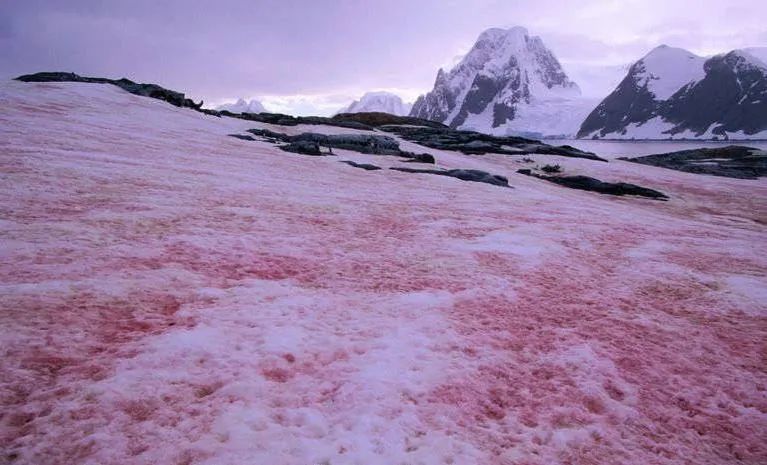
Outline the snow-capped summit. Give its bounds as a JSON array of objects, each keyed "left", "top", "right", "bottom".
[
  {"left": 578, "top": 46, "right": 767, "bottom": 139},
  {"left": 336, "top": 91, "right": 412, "bottom": 116},
  {"left": 216, "top": 98, "right": 266, "bottom": 114},
  {"left": 410, "top": 26, "right": 593, "bottom": 137},
  {"left": 632, "top": 45, "right": 706, "bottom": 100}
]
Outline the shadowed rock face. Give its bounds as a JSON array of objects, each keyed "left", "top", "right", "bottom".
[
  {"left": 15, "top": 72, "right": 203, "bottom": 110},
  {"left": 391, "top": 167, "right": 510, "bottom": 187},
  {"left": 517, "top": 170, "right": 668, "bottom": 199},
  {"left": 619, "top": 145, "right": 767, "bottom": 179}
]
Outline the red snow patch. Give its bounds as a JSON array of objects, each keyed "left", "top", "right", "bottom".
[
  {"left": 1, "top": 290, "right": 191, "bottom": 452},
  {"left": 160, "top": 243, "right": 311, "bottom": 282}
]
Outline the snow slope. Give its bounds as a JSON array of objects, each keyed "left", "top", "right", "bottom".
[
  {"left": 635, "top": 45, "right": 705, "bottom": 100},
  {"left": 1, "top": 80, "right": 766, "bottom": 465},
  {"left": 336, "top": 91, "right": 412, "bottom": 116}
]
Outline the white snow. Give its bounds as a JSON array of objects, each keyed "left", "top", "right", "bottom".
[
  {"left": 337, "top": 91, "right": 412, "bottom": 116},
  {"left": 216, "top": 97, "right": 266, "bottom": 113},
  {"left": 462, "top": 96, "right": 599, "bottom": 138},
  {"left": 636, "top": 45, "right": 706, "bottom": 101}
]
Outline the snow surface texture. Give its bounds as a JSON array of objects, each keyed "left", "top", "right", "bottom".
[
  {"left": 337, "top": 91, "right": 412, "bottom": 116},
  {"left": 1, "top": 81, "right": 767, "bottom": 465},
  {"left": 411, "top": 26, "right": 594, "bottom": 138},
  {"left": 216, "top": 98, "right": 266, "bottom": 114}
]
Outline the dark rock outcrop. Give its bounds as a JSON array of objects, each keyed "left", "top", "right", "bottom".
[
  {"left": 239, "top": 112, "right": 373, "bottom": 130},
  {"left": 241, "top": 129, "right": 435, "bottom": 163},
  {"left": 379, "top": 125, "right": 605, "bottom": 161},
  {"left": 280, "top": 141, "right": 324, "bottom": 156},
  {"left": 291, "top": 133, "right": 401, "bottom": 155},
  {"left": 15, "top": 72, "right": 203, "bottom": 110},
  {"left": 340, "top": 161, "right": 382, "bottom": 171},
  {"left": 331, "top": 112, "right": 447, "bottom": 129},
  {"left": 517, "top": 170, "right": 668, "bottom": 199},
  {"left": 619, "top": 145, "right": 767, "bottom": 179},
  {"left": 391, "top": 167, "right": 510, "bottom": 187},
  {"left": 228, "top": 134, "right": 256, "bottom": 141},
  {"left": 399, "top": 153, "right": 436, "bottom": 164}
]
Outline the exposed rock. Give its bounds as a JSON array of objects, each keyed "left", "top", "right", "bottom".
[
  {"left": 517, "top": 170, "right": 667, "bottom": 199},
  {"left": 280, "top": 141, "right": 324, "bottom": 156},
  {"left": 391, "top": 167, "right": 510, "bottom": 187},
  {"left": 340, "top": 161, "right": 382, "bottom": 171},
  {"left": 246, "top": 128, "right": 291, "bottom": 142},
  {"left": 243, "top": 128, "right": 435, "bottom": 163},
  {"left": 200, "top": 109, "right": 222, "bottom": 117},
  {"left": 239, "top": 112, "right": 372, "bottom": 130},
  {"left": 380, "top": 125, "right": 605, "bottom": 161},
  {"left": 399, "top": 152, "right": 436, "bottom": 164},
  {"left": 228, "top": 134, "right": 256, "bottom": 141},
  {"left": 291, "top": 133, "right": 401, "bottom": 155},
  {"left": 15, "top": 72, "right": 203, "bottom": 110},
  {"left": 331, "top": 112, "right": 447, "bottom": 129},
  {"left": 619, "top": 145, "right": 767, "bottom": 179}
]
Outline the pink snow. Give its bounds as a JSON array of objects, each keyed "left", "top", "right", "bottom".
[{"left": 1, "top": 81, "right": 766, "bottom": 465}]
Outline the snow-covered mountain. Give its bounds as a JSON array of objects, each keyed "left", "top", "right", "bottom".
[
  {"left": 336, "top": 91, "right": 412, "bottom": 116},
  {"left": 410, "top": 26, "right": 595, "bottom": 138},
  {"left": 217, "top": 98, "right": 266, "bottom": 114},
  {"left": 578, "top": 46, "right": 767, "bottom": 139}
]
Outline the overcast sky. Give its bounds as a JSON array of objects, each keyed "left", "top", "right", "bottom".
[{"left": 1, "top": 0, "right": 765, "bottom": 115}]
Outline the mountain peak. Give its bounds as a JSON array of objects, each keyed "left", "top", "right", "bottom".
[
  {"left": 411, "top": 26, "right": 586, "bottom": 136},
  {"left": 337, "top": 91, "right": 411, "bottom": 116},
  {"left": 720, "top": 49, "right": 767, "bottom": 70},
  {"left": 477, "top": 26, "right": 529, "bottom": 43},
  {"left": 216, "top": 98, "right": 266, "bottom": 114},
  {"left": 579, "top": 45, "right": 767, "bottom": 139},
  {"left": 635, "top": 46, "right": 705, "bottom": 100},
  {"left": 643, "top": 44, "right": 698, "bottom": 60}
]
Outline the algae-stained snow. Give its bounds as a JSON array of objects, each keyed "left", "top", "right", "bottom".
[{"left": 1, "top": 81, "right": 766, "bottom": 465}]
